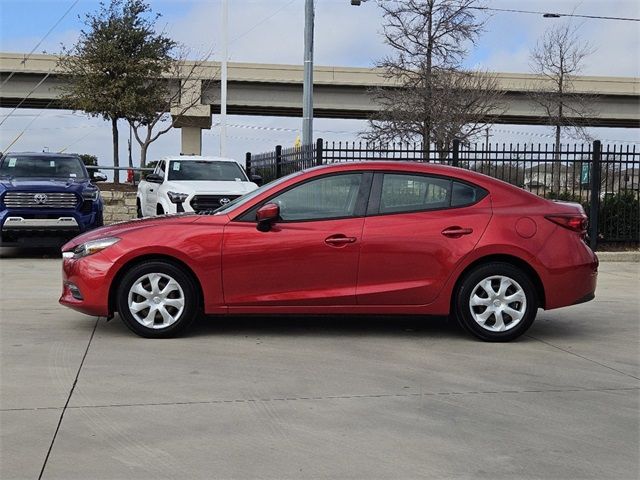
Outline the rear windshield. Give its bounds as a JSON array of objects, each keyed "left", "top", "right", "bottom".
[
  {"left": 168, "top": 160, "right": 248, "bottom": 181},
  {"left": 0, "top": 155, "right": 88, "bottom": 179}
]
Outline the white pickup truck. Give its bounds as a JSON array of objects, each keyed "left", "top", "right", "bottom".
[{"left": 137, "top": 156, "right": 260, "bottom": 217}]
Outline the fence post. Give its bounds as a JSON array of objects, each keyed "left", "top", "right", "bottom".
[
  {"left": 245, "top": 152, "right": 252, "bottom": 177},
  {"left": 589, "top": 140, "right": 602, "bottom": 250},
  {"left": 316, "top": 137, "right": 323, "bottom": 166},
  {"left": 452, "top": 139, "right": 460, "bottom": 167},
  {"left": 275, "top": 145, "right": 282, "bottom": 178}
]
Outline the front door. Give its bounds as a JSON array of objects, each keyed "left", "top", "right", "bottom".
[{"left": 222, "top": 172, "right": 371, "bottom": 307}]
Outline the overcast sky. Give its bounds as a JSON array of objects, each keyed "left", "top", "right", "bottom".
[{"left": 1, "top": 0, "right": 639, "bottom": 167}]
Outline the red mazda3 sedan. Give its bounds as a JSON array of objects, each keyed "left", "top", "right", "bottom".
[{"left": 60, "top": 162, "right": 598, "bottom": 341}]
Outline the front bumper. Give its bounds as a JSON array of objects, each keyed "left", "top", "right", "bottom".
[
  {"left": 1, "top": 207, "right": 100, "bottom": 244},
  {"left": 59, "top": 252, "right": 112, "bottom": 316}
]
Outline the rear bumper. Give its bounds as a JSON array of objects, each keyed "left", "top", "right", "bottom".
[{"left": 540, "top": 241, "right": 598, "bottom": 310}]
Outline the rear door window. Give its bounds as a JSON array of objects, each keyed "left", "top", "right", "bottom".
[{"left": 373, "top": 173, "right": 486, "bottom": 215}]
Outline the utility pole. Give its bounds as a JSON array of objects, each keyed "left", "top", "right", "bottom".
[
  {"left": 220, "top": 0, "right": 228, "bottom": 157},
  {"left": 302, "top": 0, "right": 314, "bottom": 146}
]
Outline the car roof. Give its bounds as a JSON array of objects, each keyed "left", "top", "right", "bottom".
[
  {"left": 159, "top": 155, "right": 240, "bottom": 163},
  {"left": 301, "top": 161, "right": 544, "bottom": 202}
]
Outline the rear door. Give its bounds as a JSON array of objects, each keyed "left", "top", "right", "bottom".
[
  {"left": 222, "top": 172, "right": 372, "bottom": 307},
  {"left": 356, "top": 172, "right": 492, "bottom": 305}
]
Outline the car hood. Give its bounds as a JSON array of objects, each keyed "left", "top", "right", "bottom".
[
  {"left": 162, "top": 180, "right": 258, "bottom": 195},
  {"left": 0, "top": 177, "right": 91, "bottom": 193},
  {"left": 61, "top": 214, "right": 206, "bottom": 251}
]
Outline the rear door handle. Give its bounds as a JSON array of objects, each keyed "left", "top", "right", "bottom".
[
  {"left": 325, "top": 234, "right": 357, "bottom": 246},
  {"left": 441, "top": 226, "right": 473, "bottom": 238}
]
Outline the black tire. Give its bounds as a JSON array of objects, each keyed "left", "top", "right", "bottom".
[
  {"left": 156, "top": 204, "right": 164, "bottom": 216},
  {"left": 95, "top": 210, "right": 104, "bottom": 227},
  {"left": 136, "top": 199, "right": 143, "bottom": 218},
  {"left": 116, "top": 261, "right": 199, "bottom": 338},
  {"left": 454, "top": 262, "right": 538, "bottom": 342}
]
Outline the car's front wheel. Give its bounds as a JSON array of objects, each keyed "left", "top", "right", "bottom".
[
  {"left": 116, "top": 261, "right": 199, "bottom": 338},
  {"left": 454, "top": 262, "right": 538, "bottom": 342}
]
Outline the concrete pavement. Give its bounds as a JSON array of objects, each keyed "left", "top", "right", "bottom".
[{"left": 1, "top": 253, "right": 638, "bottom": 479}]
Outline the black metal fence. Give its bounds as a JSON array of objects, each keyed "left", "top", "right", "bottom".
[{"left": 246, "top": 139, "right": 640, "bottom": 247}]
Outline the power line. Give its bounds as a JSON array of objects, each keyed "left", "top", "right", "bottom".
[
  {"left": 229, "top": 0, "right": 297, "bottom": 45},
  {"left": 0, "top": 72, "right": 52, "bottom": 127},
  {"left": 1, "top": 0, "right": 80, "bottom": 87},
  {"left": 472, "top": 6, "right": 640, "bottom": 22}
]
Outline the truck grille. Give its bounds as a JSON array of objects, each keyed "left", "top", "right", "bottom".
[
  {"left": 190, "top": 195, "right": 240, "bottom": 212},
  {"left": 3, "top": 192, "right": 79, "bottom": 209}
]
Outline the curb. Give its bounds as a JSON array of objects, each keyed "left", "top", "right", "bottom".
[{"left": 596, "top": 251, "right": 640, "bottom": 262}]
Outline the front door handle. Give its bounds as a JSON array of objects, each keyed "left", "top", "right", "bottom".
[
  {"left": 441, "top": 226, "right": 473, "bottom": 238},
  {"left": 325, "top": 234, "right": 357, "bottom": 246}
]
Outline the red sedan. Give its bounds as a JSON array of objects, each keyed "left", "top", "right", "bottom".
[{"left": 60, "top": 162, "right": 598, "bottom": 341}]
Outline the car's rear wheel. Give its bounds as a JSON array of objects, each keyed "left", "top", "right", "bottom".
[
  {"left": 136, "top": 199, "right": 143, "bottom": 218},
  {"left": 156, "top": 204, "right": 164, "bottom": 216},
  {"left": 454, "top": 262, "right": 537, "bottom": 342},
  {"left": 116, "top": 261, "right": 199, "bottom": 338}
]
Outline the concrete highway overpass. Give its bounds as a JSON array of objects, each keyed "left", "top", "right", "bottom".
[{"left": 1, "top": 52, "right": 639, "bottom": 154}]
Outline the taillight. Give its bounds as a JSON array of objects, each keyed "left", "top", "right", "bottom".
[{"left": 545, "top": 214, "right": 588, "bottom": 234}]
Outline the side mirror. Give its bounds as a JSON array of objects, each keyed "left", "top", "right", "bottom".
[
  {"left": 256, "top": 202, "right": 279, "bottom": 232},
  {"left": 92, "top": 172, "right": 107, "bottom": 182},
  {"left": 250, "top": 174, "right": 263, "bottom": 186},
  {"left": 146, "top": 173, "right": 163, "bottom": 183}
]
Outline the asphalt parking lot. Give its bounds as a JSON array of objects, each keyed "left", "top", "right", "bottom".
[{"left": 1, "top": 252, "right": 638, "bottom": 480}]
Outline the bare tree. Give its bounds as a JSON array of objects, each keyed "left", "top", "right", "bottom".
[
  {"left": 529, "top": 23, "right": 595, "bottom": 152},
  {"left": 127, "top": 49, "right": 214, "bottom": 167},
  {"left": 365, "top": 0, "right": 504, "bottom": 153}
]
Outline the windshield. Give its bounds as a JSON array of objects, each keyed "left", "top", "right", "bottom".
[
  {"left": 0, "top": 155, "right": 88, "bottom": 179},
  {"left": 213, "top": 170, "right": 304, "bottom": 215},
  {"left": 168, "top": 160, "right": 248, "bottom": 181}
]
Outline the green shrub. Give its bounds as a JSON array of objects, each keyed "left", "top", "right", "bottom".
[{"left": 598, "top": 191, "right": 640, "bottom": 241}]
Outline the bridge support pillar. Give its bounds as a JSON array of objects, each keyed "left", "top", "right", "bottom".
[
  {"left": 172, "top": 77, "right": 212, "bottom": 156},
  {"left": 181, "top": 127, "right": 202, "bottom": 155},
  {"left": 173, "top": 114, "right": 211, "bottom": 156}
]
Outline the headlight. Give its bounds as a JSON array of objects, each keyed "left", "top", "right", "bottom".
[
  {"left": 82, "top": 189, "right": 99, "bottom": 201},
  {"left": 167, "top": 191, "right": 188, "bottom": 204},
  {"left": 62, "top": 237, "right": 120, "bottom": 259}
]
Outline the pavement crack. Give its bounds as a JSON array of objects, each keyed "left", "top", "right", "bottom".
[
  {"left": 525, "top": 334, "right": 640, "bottom": 381},
  {"left": 7, "top": 386, "right": 637, "bottom": 413},
  {"left": 37, "top": 317, "right": 99, "bottom": 480}
]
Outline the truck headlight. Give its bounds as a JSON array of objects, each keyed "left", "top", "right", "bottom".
[
  {"left": 167, "top": 191, "right": 188, "bottom": 204},
  {"left": 82, "top": 189, "right": 99, "bottom": 201},
  {"left": 63, "top": 237, "right": 120, "bottom": 259}
]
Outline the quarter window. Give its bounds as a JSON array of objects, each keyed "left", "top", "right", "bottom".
[
  {"left": 270, "top": 173, "right": 364, "bottom": 221},
  {"left": 451, "top": 181, "right": 479, "bottom": 207}
]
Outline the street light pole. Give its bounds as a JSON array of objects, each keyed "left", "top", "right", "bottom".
[
  {"left": 302, "top": 0, "right": 314, "bottom": 146},
  {"left": 220, "top": 0, "right": 228, "bottom": 157}
]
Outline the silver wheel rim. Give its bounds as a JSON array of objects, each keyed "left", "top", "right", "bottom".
[
  {"left": 469, "top": 275, "right": 527, "bottom": 332},
  {"left": 127, "top": 273, "right": 185, "bottom": 329}
]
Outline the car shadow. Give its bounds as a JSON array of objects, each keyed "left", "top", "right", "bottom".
[
  {"left": 183, "top": 314, "right": 467, "bottom": 339},
  {"left": 0, "top": 246, "right": 61, "bottom": 259}
]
